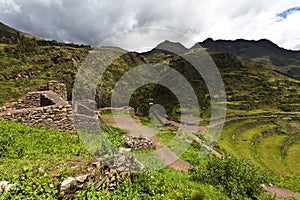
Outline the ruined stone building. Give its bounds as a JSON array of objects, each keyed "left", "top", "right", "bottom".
[{"left": 0, "top": 81, "right": 75, "bottom": 132}]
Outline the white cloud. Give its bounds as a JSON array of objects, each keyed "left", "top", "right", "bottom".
[
  {"left": 0, "top": 0, "right": 20, "bottom": 13},
  {"left": 0, "top": 0, "right": 299, "bottom": 50}
]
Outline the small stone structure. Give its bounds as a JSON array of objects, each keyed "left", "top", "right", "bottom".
[
  {"left": 0, "top": 81, "right": 75, "bottom": 132},
  {"left": 122, "top": 135, "right": 154, "bottom": 149}
]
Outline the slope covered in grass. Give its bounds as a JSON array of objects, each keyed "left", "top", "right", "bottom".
[{"left": 218, "top": 118, "right": 300, "bottom": 176}]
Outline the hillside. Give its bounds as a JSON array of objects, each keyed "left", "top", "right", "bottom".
[
  {"left": 140, "top": 42, "right": 300, "bottom": 117},
  {"left": 196, "top": 38, "right": 300, "bottom": 80},
  {"left": 1, "top": 22, "right": 300, "bottom": 199},
  {"left": 0, "top": 24, "right": 299, "bottom": 113},
  {"left": 0, "top": 37, "right": 299, "bottom": 116},
  {"left": 0, "top": 22, "right": 40, "bottom": 44}
]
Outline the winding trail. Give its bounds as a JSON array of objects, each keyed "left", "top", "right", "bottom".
[
  {"left": 101, "top": 115, "right": 190, "bottom": 172},
  {"left": 100, "top": 113, "right": 300, "bottom": 199},
  {"left": 263, "top": 184, "right": 300, "bottom": 200}
]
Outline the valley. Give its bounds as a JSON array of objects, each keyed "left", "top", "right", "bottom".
[{"left": 0, "top": 22, "right": 299, "bottom": 199}]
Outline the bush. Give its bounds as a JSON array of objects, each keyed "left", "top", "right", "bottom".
[{"left": 190, "top": 156, "right": 266, "bottom": 199}]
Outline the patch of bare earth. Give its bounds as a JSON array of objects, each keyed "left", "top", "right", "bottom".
[{"left": 263, "top": 184, "right": 300, "bottom": 200}]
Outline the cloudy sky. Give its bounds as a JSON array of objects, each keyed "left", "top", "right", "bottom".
[{"left": 0, "top": 0, "right": 300, "bottom": 51}]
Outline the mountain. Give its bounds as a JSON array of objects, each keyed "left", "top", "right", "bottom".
[
  {"left": 194, "top": 38, "right": 300, "bottom": 80},
  {"left": 0, "top": 21, "right": 90, "bottom": 48},
  {"left": 0, "top": 22, "right": 39, "bottom": 44},
  {"left": 0, "top": 22, "right": 299, "bottom": 116},
  {"left": 141, "top": 41, "right": 300, "bottom": 116},
  {"left": 0, "top": 22, "right": 22, "bottom": 44},
  {"left": 155, "top": 40, "right": 188, "bottom": 54},
  {"left": 141, "top": 40, "right": 188, "bottom": 63}
]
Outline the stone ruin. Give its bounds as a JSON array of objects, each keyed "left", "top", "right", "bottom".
[
  {"left": 0, "top": 81, "right": 75, "bottom": 132},
  {"left": 122, "top": 135, "right": 154, "bottom": 149}
]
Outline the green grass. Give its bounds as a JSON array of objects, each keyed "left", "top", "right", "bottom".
[
  {"left": 218, "top": 119, "right": 300, "bottom": 177},
  {"left": 0, "top": 118, "right": 94, "bottom": 199},
  {"left": 0, "top": 45, "right": 88, "bottom": 105},
  {"left": 218, "top": 119, "right": 257, "bottom": 156},
  {"left": 256, "top": 133, "right": 294, "bottom": 176},
  {"left": 286, "top": 137, "right": 300, "bottom": 175},
  {"left": 0, "top": 119, "right": 229, "bottom": 199},
  {"left": 156, "top": 130, "right": 176, "bottom": 145},
  {"left": 0, "top": 118, "right": 292, "bottom": 199},
  {"left": 78, "top": 167, "right": 231, "bottom": 200},
  {"left": 234, "top": 123, "right": 277, "bottom": 168}
]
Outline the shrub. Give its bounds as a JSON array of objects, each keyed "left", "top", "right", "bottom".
[{"left": 190, "top": 155, "right": 266, "bottom": 199}]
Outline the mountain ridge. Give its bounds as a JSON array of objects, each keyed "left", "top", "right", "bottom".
[
  {"left": 0, "top": 22, "right": 41, "bottom": 44},
  {"left": 0, "top": 22, "right": 299, "bottom": 115},
  {"left": 193, "top": 38, "right": 300, "bottom": 80}
]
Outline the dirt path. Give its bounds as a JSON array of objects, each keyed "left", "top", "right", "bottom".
[
  {"left": 101, "top": 115, "right": 190, "bottom": 172},
  {"left": 165, "top": 118, "right": 222, "bottom": 158},
  {"left": 166, "top": 115, "right": 300, "bottom": 199},
  {"left": 101, "top": 114, "right": 300, "bottom": 198},
  {"left": 263, "top": 184, "right": 300, "bottom": 199}
]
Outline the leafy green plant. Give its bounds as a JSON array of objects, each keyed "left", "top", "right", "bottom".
[{"left": 190, "top": 156, "right": 266, "bottom": 199}]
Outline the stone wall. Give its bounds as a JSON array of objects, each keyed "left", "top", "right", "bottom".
[
  {"left": 46, "top": 80, "right": 67, "bottom": 101},
  {"left": 36, "top": 80, "right": 67, "bottom": 101},
  {"left": 254, "top": 126, "right": 280, "bottom": 146},
  {"left": 232, "top": 121, "right": 268, "bottom": 141},
  {"left": 16, "top": 92, "right": 43, "bottom": 109},
  {"left": 0, "top": 104, "right": 74, "bottom": 131},
  {"left": 0, "top": 81, "right": 75, "bottom": 132}
]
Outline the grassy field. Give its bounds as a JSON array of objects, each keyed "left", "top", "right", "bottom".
[
  {"left": 0, "top": 119, "right": 228, "bottom": 199},
  {"left": 0, "top": 118, "right": 281, "bottom": 199},
  {"left": 235, "top": 123, "right": 277, "bottom": 168},
  {"left": 256, "top": 133, "right": 290, "bottom": 175},
  {"left": 218, "top": 117, "right": 300, "bottom": 177},
  {"left": 218, "top": 119, "right": 257, "bottom": 156},
  {"left": 286, "top": 137, "right": 300, "bottom": 176}
]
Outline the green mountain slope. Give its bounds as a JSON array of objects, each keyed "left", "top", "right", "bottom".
[
  {"left": 141, "top": 43, "right": 300, "bottom": 116},
  {"left": 0, "top": 22, "right": 40, "bottom": 44},
  {"left": 196, "top": 38, "right": 300, "bottom": 80},
  {"left": 0, "top": 22, "right": 299, "bottom": 116}
]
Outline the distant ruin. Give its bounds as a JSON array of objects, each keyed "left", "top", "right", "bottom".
[{"left": 0, "top": 81, "right": 75, "bottom": 132}]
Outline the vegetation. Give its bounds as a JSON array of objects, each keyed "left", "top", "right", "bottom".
[
  {"left": 190, "top": 156, "right": 266, "bottom": 200},
  {"left": 1, "top": 35, "right": 300, "bottom": 118},
  {"left": 0, "top": 119, "right": 280, "bottom": 199},
  {"left": 216, "top": 116, "right": 300, "bottom": 194},
  {"left": 0, "top": 119, "right": 90, "bottom": 199},
  {"left": 0, "top": 22, "right": 300, "bottom": 199},
  {"left": 199, "top": 38, "right": 300, "bottom": 80}
]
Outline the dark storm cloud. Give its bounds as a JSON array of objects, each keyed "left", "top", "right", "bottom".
[
  {"left": 0, "top": 0, "right": 300, "bottom": 50},
  {"left": 0, "top": 0, "right": 230, "bottom": 46},
  {"left": 0, "top": 0, "right": 140, "bottom": 45}
]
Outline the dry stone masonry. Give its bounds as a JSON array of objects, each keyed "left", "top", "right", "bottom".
[
  {"left": 0, "top": 81, "right": 75, "bottom": 132},
  {"left": 122, "top": 135, "right": 154, "bottom": 149}
]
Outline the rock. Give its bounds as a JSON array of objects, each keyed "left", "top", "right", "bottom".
[
  {"left": 122, "top": 135, "right": 154, "bottom": 149},
  {"left": 95, "top": 177, "right": 108, "bottom": 190},
  {"left": 0, "top": 181, "right": 14, "bottom": 193},
  {"left": 60, "top": 177, "right": 76, "bottom": 191},
  {"left": 117, "top": 156, "right": 126, "bottom": 164},
  {"left": 119, "top": 148, "right": 132, "bottom": 153},
  {"left": 38, "top": 167, "right": 45, "bottom": 173},
  {"left": 92, "top": 161, "right": 102, "bottom": 169},
  {"left": 75, "top": 174, "right": 89, "bottom": 183}
]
